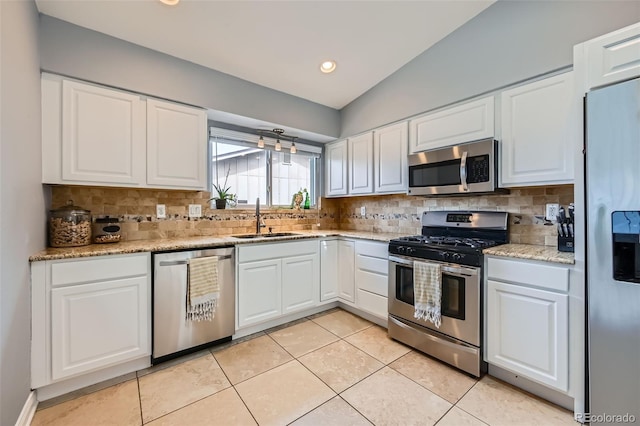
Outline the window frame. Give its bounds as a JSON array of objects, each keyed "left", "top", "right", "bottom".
[{"left": 209, "top": 128, "right": 322, "bottom": 209}]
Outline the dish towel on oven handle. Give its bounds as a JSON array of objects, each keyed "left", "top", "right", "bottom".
[
  {"left": 413, "top": 260, "right": 442, "bottom": 328},
  {"left": 186, "top": 256, "right": 220, "bottom": 322}
]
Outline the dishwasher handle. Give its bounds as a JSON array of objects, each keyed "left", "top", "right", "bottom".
[{"left": 158, "top": 255, "right": 232, "bottom": 267}]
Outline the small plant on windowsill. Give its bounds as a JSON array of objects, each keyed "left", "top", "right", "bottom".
[{"left": 209, "top": 165, "right": 237, "bottom": 209}]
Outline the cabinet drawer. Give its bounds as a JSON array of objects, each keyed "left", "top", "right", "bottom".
[
  {"left": 355, "top": 240, "right": 388, "bottom": 259},
  {"left": 487, "top": 257, "right": 569, "bottom": 292},
  {"left": 356, "top": 253, "right": 388, "bottom": 276},
  {"left": 238, "top": 240, "right": 319, "bottom": 263},
  {"left": 51, "top": 254, "right": 149, "bottom": 287},
  {"left": 356, "top": 289, "right": 387, "bottom": 320},
  {"left": 355, "top": 269, "right": 388, "bottom": 297}
]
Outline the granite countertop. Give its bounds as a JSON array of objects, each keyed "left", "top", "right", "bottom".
[
  {"left": 483, "top": 243, "right": 575, "bottom": 265},
  {"left": 29, "top": 230, "right": 405, "bottom": 262}
]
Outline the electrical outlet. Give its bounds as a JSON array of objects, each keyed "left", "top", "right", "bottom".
[
  {"left": 156, "top": 204, "right": 166, "bottom": 219},
  {"left": 188, "top": 204, "right": 202, "bottom": 218},
  {"left": 545, "top": 203, "right": 560, "bottom": 221},
  {"left": 360, "top": 206, "right": 366, "bottom": 217}
]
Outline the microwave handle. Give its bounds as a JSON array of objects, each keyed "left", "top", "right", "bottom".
[{"left": 460, "top": 151, "right": 469, "bottom": 192}]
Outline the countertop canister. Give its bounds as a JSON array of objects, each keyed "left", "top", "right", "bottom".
[{"left": 49, "top": 200, "right": 92, "bottom": 247}]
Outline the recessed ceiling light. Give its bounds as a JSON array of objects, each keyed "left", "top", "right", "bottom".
[
  {"left": 159, "top": 0, "right": 180, "bottom": 5},
  {"left": 320, "top": 60, "right": 337, "bottom": 74}
]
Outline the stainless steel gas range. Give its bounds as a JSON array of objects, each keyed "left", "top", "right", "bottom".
[{"left": 387, "top": 211, "right": 508, "bottom": 377}]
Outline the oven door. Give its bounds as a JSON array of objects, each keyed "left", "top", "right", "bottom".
[{"left": 388, "top": 254, "right": 481, "bottom": 346}]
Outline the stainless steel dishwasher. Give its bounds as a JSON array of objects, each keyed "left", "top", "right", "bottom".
[{"left": 152, "top": 247, "right": 235, "bottom": 364}]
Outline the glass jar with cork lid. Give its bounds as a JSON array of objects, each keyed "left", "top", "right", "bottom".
[{"left": 49, "top": 200, "right": 92, "bottom": 247}]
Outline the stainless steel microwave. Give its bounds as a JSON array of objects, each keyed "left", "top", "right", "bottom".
[{"left": 407, "top": 138, "right": 500, "bottom": 196}]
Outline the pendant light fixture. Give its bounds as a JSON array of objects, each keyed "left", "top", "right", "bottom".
[{"left": 257, "top": 128, "right": 299, "bottom": 154}]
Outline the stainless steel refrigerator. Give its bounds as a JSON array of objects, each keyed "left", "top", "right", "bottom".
[{"left": 586, "top": 77, "right": 640, "bottom": 423}]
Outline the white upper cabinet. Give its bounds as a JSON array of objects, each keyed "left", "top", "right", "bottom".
[
  {"left": 42, "top": 74, "right": 207, "bottom": 190},
  {"left": 146, "top": 99, "right": 207, "bottom": 189},
  {"left": 374, "top": 122, "right": 408, "bottom": 193},
  {"left": 52, "top": 78, "right": 146, "bottom": 185},
  {"left": 585, "top": 22, "right": 640, "bottom": 90},
  {"left": 409, "top": 96, "right": 494, "bottom": 154},
  {"left": 500, "top": 72, "right": 576, "bottom": 187},
  {"left": 325, "top": 139, "right": 348, "bottom": 197},
  {"left": 348, "top": 132, "right": 374, "bottom": 194}
]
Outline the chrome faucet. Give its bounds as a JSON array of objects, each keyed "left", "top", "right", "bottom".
[{"left": 256, "top": 198, "right": 266, "bottom": 234}]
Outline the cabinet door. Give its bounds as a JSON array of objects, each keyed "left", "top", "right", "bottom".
[
  {"left": 500, "top": 72, "right": 576, "bottom": 187},
  {"left": 349, "top": 133, "right": 374, "bottom": 194},
  {"left": 374, "top": 122, "right": 408, "bottom": 193},
  {"left": 147, "top": 99, "right": 207, "bottom": 189},
  {"left": 238, "top": 259, "right": 282, "bottom": 328},
  {"left": 586, "top": 23, "right": 640, "bottom": 89},
  {"left": 409, "top": 97, "right": 494, "bottom": 154},
  {"left": 51, "top": 276, "right": 149, "bottom": 380},
  {"left": 338, "top": 240, "right": 355, "bottom": 302},
  {"left": 320, "top": 240, "right": 339, "bottom": 301},
  {"left": 282, "top": 254, "right": 320, "bottom": 314},
  {"left": 487, "top": 280, "right": 569, "bottom": 392},
  {"left": 61, "top": 80, "right": 145, "bottom": 185},
  {"left": 325, "top": 140, "right": 348, "bottom": 196}
]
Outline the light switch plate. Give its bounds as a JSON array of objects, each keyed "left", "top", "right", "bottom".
[
  {"left": 545, "top": 203, "right": 559, "bottom": 221},
  {"left": 188, "top": 204, "right": 202, "bottom": 218},
  {"left": 156, "top": 204, "right": 166, "bottom": 219},
  {"left": 360, "top": 206, "right": 366, "bottom": 217}
]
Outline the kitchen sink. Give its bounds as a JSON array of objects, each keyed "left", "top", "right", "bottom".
[{"left": 231, "top": 232, "right": 302, "bottom": 239}]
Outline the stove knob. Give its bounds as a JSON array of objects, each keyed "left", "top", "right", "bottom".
[
  {"left": 397, "top": 246, "right": 406, "bottom": 254},
  {"left": 451, "top": 253, "right": 462, "bottom": 261},
  {"left": 406, "top": 247, "right": 416, "bottom": 255},
  {"left": 441, "top": 252, "right": 451, "bottom": 260}
]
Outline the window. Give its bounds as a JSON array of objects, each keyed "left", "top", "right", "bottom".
[{"left": 210, "top": 128, "right": 321, "bottom": 208}]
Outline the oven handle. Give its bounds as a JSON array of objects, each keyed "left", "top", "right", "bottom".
[
  {"left": 389, "top": 255, "right": 479, "bottom": 276},
  {"left": 389, "top": 316, "right": 479, "bottom": 355},
  {"left": 460, "top": 151, "right": 469, "bottom": 192}
]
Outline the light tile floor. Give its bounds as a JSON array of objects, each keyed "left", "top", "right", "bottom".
[{"left": 31, "top": 308, "right": 577, "bottom": 426}]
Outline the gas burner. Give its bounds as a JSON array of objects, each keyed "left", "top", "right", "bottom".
[{"left": 396, "top": 235, "right": 498, "bottom": 249}]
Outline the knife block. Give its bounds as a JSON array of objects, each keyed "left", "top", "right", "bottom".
[{"left": 558, "top": 235, "right": 574, "bottom": 253}]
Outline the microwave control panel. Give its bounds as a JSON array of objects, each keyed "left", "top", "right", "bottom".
[{"left": 467, "top": 155, "right": 490, "bottom": 184}]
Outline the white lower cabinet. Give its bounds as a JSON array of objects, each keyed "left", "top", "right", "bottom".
[
  {"left": 282, "top": 254, "right": 320, "bottom": 314},
  {"left": 32, "top": 253, "right": 151, "bottom": 389},
  {"left": 237, "top": 259, "right": 282, "bottom": 327},
  {"left": 51, "top": 276, "right": 149, "bottom": 380},
  {"left": 320, "top": 239, "right": 339, "bottom": 301},
  {"left": 338, "top": 240, "right": 355, "bottom": 302},
  {"left": 486, "top": 257, "right": 569, "bottom": 392},
  {"left": 237, "top": 240, "right": 319, "bottom": 329}
]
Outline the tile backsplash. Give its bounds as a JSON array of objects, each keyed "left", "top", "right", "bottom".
[
  {"left": 322, "top": 185, "right": 574, "bottom": 247},
  {"left": 51, "top": 184, "right": 573, "bottom": 246},
  {"left": 51, "top": 186, "right": 336, "bottom": 241}
]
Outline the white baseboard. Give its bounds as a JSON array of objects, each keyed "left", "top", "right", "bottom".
[{"left": 15, "top": 391, "right": 37, "bottom": 426}]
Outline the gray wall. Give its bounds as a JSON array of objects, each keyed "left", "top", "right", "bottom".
[
  {"left": 1, "top": 1, "right": 47, "bottom": 424},
  {"left": 341, "top": 1, "right": 640, "bottom": 137},
  {"left": 39, "top": 15, "right": 341, "bottom": 139}
]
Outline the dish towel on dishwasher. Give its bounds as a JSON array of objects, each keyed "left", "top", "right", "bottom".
[
  {"left": 413, "top": 260, "right": 442, "bottom": 328},
  {"left": 186, "top": 256, "right": 219, "bottom": 322}
]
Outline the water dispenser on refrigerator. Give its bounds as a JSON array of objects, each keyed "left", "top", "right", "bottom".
[{"left": 612, "top": 211, "right": 640, "bottom": 284}]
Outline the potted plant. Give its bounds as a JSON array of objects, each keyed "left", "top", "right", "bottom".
[{"left": 210, "top": 165, "right": 237, "bottom": 209}]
